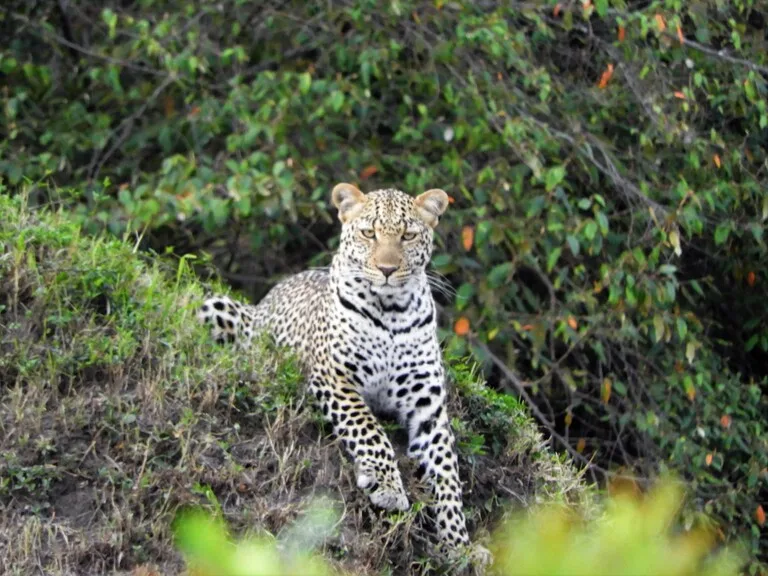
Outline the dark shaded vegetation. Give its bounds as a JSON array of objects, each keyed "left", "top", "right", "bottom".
[{"left": 1, "top": 0, "right": 767, "bottom": 571}]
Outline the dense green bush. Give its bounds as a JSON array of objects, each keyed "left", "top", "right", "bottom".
[{"left": 1, "top": 0, "right": 767, "bottom": 570}]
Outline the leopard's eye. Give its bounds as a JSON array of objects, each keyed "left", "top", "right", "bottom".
[
  {"left": 360, "top": 228, "right": 376, "bottom": 239},
  {"left": 402, "top": 231, "right": 418, "bottom": 241}
]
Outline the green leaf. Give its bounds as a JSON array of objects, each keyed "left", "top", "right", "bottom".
[
  {"left": 360, "top": 61, "right": 372, "bottom": 86},
  {"left": 299, "top": 73, "right": 312, "bottom": 94},
  {"left": 653, "top": 315, "right": 665, "bottom": 342},
  {"left": 596, "top": 211, "right": 609, "bottom": 235},
  {"left": 744, "top": 79, "right": 758, "bottom": 103},
  {"left": 714, "top": 222, "right": 730, "bottom": 246},
  {"left": 583, "top": 220, "right": 598, "bottom": 241},
  {"left": 546, "top": 247, "right": 562, "bottom": 273},
  {"left": 566, "top": 235, "right": 580, "bottom": 256},
  {"left": 118, "top": 188, "right": 133, "bottom": 209},
  {"left": 685, "top": 341, "right": 696, "bottom": 364},
  {"left": 330, "top": 91, "right": 345, "bottom": 112},
  {"left": 658, "top": 264, "right": 677, "bottom": 276},
  {"left": 745, "top": 333, "right": 759, "bottom": 352},
  {"left": 475, "top": 220, "right": 493, "bottom": 246},
  {"left": 455, "top": 283, "right": 475, "bottom": 311},
  {"left": 594, "top": 0, "right": 608, "bottom": 17},
  {"left": 689, "top": 280, "right": 705, "bottom": 297},
  {"left": 544, "top": 165, "right": 566, "bottom": 192},
  {"left": 431, "top": 254, "right": 452, "bottom": 268},
  {"left": 102, "top": 9, "right": 118, "bottom": 38},
  {"left": 487, "top": 262, "right": 513, "bottom": 287}
]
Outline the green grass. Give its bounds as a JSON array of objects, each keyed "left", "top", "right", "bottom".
[{"left": 0, "top": 192, "right": 591, "bottom": 575}]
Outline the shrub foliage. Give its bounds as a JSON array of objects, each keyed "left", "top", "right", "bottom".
[{"left": 1, "top": 0, "right": 767, "bottom": 570}]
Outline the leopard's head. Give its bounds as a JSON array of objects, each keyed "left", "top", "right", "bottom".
[{"left": 331, "top": 183, "right": 449, "bottom": 288}]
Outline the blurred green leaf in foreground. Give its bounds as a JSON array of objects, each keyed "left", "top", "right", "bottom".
[{"left": 174, "top": 476, "right": 744, "bottom": 576}]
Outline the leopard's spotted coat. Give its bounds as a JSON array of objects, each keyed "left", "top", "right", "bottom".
[{"left": 198, "top": 184, "right": 481, "bottom": 556}]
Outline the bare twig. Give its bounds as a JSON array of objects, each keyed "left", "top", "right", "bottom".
[{"left": 676, "top": 36, "right": 768, "bottom": 75}]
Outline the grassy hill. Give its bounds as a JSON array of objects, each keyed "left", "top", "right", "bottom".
[{"left": 0, "top": 192, "right": 590, "bottom": 575}]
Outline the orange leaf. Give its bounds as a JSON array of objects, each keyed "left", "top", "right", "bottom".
[
  {"left": 720, "top": 414, "right": 732, "bottom": 429},
  {"left": 447, "top": 195, "right": 455, "bottom": 204},
  {"left": 716, "top": 528, "right": 726, "bottom": 542},
  {"left": 655, "top": 13, "right": 666, "bottom": 32},
  {"left": 163, "top": 95, "right": 175, "bottom": 118},
  {"left": 617, "top": 25, "right": 626, "bottom": 42},
  {"left": 747, "top": 271, "right": 756, "bottom": 287},
  {"left": 521, "top": 324, "right": 534, "bottom": 331},
  {"left": 713, "top": 154, "right": 722, "bottom": 168},
  {"left": 676, "top": 25, "right": 685, "bottom": 44},
  {"left": 576, "top": 438, "right": 586, "bottom": 453},
  {"left": 705, "top": 453, "right": 713, "bottom": 466},
  {"left": 454, "top": 316, "right": 470, "bottom": 336},
  {"left": 673, "top": 91, "right": 686, "bottom": 99},
  {"left": 597, "top": 63, "right": 614, "bottom": 89},
  {"left": 686, "top": 385, "right": 696, "bottom": 402},
  {"left": 757, "top": 505, "right": 766, "bottom": 526},
  {"left": 601, "top": 378, "right": 612, "bottom": 404},
  {"left": 461, "top": 226, "right": 475, "bottom": 251},
  {"left": 567, "top": 316, "right": 578, "bottom": 330},
  {"left": 359, "top": 165, "right": 378, "bottom": 180},
  {"left": 553, "top": 3, "right": 562, "bottom": 16}
]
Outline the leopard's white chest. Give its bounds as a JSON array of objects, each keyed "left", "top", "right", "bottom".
[{"left": 336, "top": 307, "right": 438, "bottom": 415}]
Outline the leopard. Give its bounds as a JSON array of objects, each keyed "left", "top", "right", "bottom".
[{"left": 198, "top": 183, "right": 490, "bottom": 564}]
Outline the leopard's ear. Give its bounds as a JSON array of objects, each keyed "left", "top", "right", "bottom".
[
  {"left": 414, "top": 188, "right": 449, "bottom": 228},
  {"left": 332, "top": 183, "right": 366, "bottom": 223}
]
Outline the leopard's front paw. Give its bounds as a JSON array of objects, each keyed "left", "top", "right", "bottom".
[
  {"left": 467, "top": 543, "right": 493, "bottom": 570},
  {"left": 355, "top": 462, "right": 409, "bottom": 511},
  {"left": 441, "top": 541, "right": 494, "bottom": 574}
]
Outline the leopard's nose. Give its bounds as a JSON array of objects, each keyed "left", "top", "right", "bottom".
[{"left": 377, "top": 265, "right": 398, "bottom": 278}]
